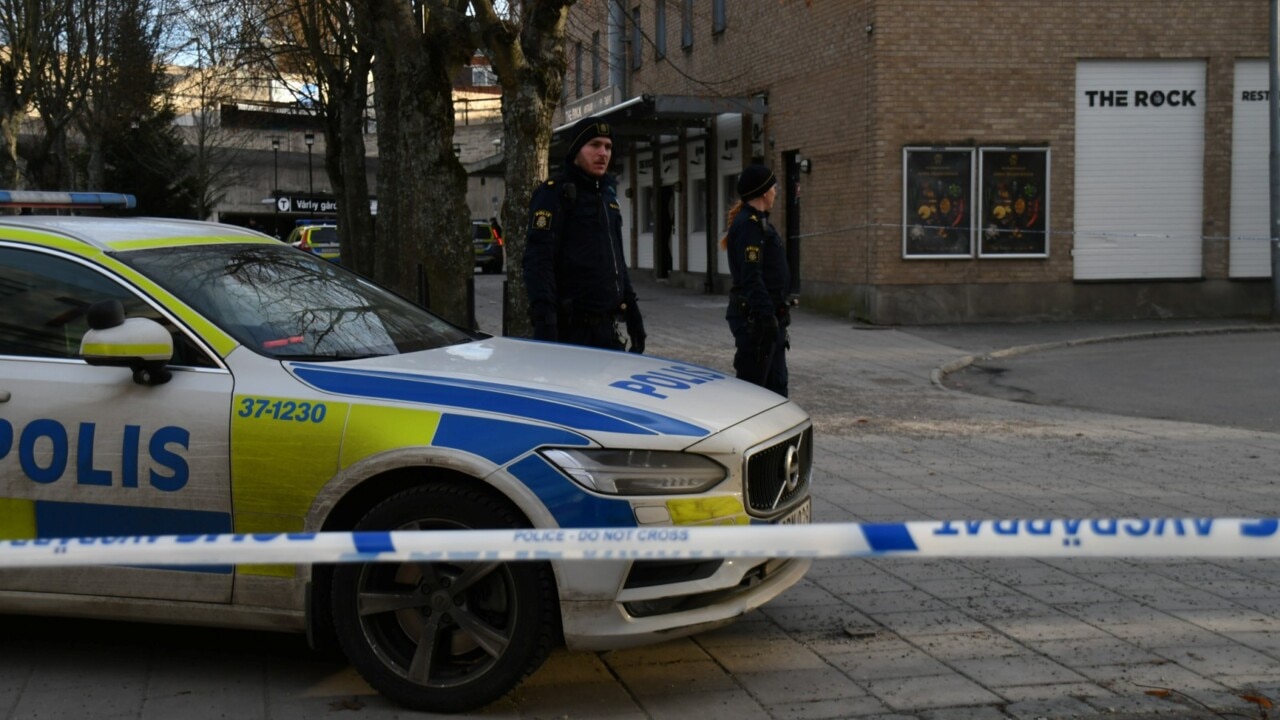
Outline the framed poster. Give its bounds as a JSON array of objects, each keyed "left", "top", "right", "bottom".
[
  {"left": 979, "top": 148, "right": 1049, "bottom": 258},
  {"left": 903, "top": 148, "right": 974, "bottom": 258}
]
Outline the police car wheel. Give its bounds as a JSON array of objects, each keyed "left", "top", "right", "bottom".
[{"left": 331, "top": 483, "right": 557, "bottom": 713}]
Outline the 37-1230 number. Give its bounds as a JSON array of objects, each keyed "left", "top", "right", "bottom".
[{"left": 237, "top": 397, "right": 327, "bottom": 423}]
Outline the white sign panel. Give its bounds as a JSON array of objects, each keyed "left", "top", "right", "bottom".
[
  {"left": 1230, "top": 60, "right": 1270, "bottom": 278},
  {"left": 1073, "top": 60, "right": 1206, "bottom": 280}
]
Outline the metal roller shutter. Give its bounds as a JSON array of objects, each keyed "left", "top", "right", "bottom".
[
  {"left": 1073, "top": 60, "right": 1206, "bottom": 280},
  {"left": 1230, "top": 60, "right": 1269, "bottom": 278}
]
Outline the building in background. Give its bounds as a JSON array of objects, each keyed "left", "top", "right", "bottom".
[
  {"left": 177, "top": 54, "right": 503, "bottom": 239},
  {"left": 562, "top": 1, "right": 1271, "bottom": 324}
]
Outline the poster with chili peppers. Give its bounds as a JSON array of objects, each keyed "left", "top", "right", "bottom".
[
  {"left": 903, "top": 148, "right": 974, "bottom": 258},
  {"left": 979, "top": 148, "right": 1049, "bottom": 257}
]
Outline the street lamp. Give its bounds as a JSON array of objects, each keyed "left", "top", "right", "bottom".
[
  {"left": 304, "top": 131, "right": 315, "bottom": 196},
  {"left": 271, "top": 137, "right": 280, "bottom": 236}
]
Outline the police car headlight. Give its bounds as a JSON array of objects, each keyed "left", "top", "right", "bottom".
[{"left": 541, "top": 449, "right": 725, "bottom": 495}]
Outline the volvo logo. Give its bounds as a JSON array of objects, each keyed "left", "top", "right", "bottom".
[{"left": 782, "top": 442, "right": 801, "bottom": 493}]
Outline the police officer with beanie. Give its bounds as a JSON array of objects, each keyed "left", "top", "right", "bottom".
[
  {"left": 523, "top": 115, "right": 645, "bottom": 352},
  {"left": 723, "top": 163, "right": 791, "bottom": 396}
]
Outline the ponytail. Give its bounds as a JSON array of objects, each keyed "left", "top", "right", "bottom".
[{"left": 719, "top": 199, "right": 744, "bottom": 249}]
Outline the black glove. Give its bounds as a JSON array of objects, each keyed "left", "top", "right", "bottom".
[
  {"left": 532, "top": 311, "right": 558, "bottom": 342},
  {"left": 749, "top": 313, "right": 779, "bottom": 346},
  {"left": 624, "top": 302, "right": 646, "bottom": 354}
]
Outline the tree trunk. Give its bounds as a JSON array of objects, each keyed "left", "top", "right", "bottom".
[
  {"left": 500, "top": 82, "right": 557, "bottom": 338},
  {"left": 0, "top": 72, "right": 24, "bottom": 188},
  {"left": 362, "top": 2, "right": 471, "bottom": 326},
  {"left": 329, "top": 91, "right": 376, "bottom": 278}
]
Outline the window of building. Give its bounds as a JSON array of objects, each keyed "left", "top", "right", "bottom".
[
  {"left": 631, "top": 6, "right": 642, "bottom": 70},
  {"left": 712, "top": 0, "right": 726, "bottom": 34},
  {"left": 640, "top": 185, "right": 656, "bottom": 233},
  {"left": 654, "top": 0, "right": 667, "bottom": 60},
  {"left": 681, "top": 0, "right": 694, "bottom": 49},
  {"left": 692, "top": 178, "right": 708, "bottom": 232},
  {"left": 574, "top": 41, "right": 583, "bottom": 98},
  {"left": 591, "top": 31, "right": 601, "bottom": 91}
]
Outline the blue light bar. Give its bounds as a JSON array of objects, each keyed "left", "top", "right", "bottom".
[{"left": 0, "top": 191, "right": 137, "bottom": 209}]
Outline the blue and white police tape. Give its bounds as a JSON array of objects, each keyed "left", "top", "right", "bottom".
[{"left": 2, "top": 518, "right": 1280, "bottom": 567}]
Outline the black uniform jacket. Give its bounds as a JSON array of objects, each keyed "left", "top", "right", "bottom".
[
  {"left": 725, "top": 208, "right": 790, "bottom": 320},
  {"left": 523, "top": 164, "right": 636, "bottom": 322}
]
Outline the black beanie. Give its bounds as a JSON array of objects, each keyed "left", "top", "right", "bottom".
[
  {"left": 737, "top": 164, "right": 776, "bottom": 201},
  {"left": 565, "top": 116, "right": 613, "bottom": 164}
]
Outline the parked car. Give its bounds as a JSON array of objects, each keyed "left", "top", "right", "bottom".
[
  {"left": 473, "top": 219, "right": 503, "bottom": 274},
  {"left": 286, "top": 222, "right": 340, "bottom": 261},
  {"left": 0, "top": 196, "right": 812, "bottom": 713}
]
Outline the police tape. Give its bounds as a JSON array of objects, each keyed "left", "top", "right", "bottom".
[{"left": 1, "top": 518, "right": 1280, "bottom": 568}]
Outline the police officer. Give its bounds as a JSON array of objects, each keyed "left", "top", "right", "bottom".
[
  {"left": 523, "top": 115, "right": 645, "bottom": 352},
  {"left": 724, "top": 164, "right": 791, "bottom": 396}
]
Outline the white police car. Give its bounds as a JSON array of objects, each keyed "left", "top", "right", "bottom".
[{"left": 0, "top": 193, "right": 812, "bottom": 713}]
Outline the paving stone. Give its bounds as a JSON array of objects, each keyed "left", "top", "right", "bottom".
[
  {"left": 635, "top": 689, "right": 772, "bottom": 719},
  {"left": 949, "top": 654, "right": 1086, "bottom": 687},
  {"left": 1147, "top": 643, "right": 1280, "bottom": 678},
  {"left": 765, "top": 696, "right": 893, "bottom": 719},
  {"left": 825, "top": 641, "right": 956, "bottom": 682},
  {"left": 508, "top": 681, "right": 643, "bottom": 718},
  {"left": 612, "top": 658, "right": 738, "bottom": 696},
  {"left": 1004, "top": 696, "right": 1099, "bottom": 719},
  {"left": 872, "top": 610, "right": 991, "bottom": 637},
  {"left": 1024, "top": 637, "right": 1163, "bottom": 668},
  {"left": 864, "top": 674, "right": 1003, "bottom": 712},
  {"left": 984, "top": 613, "right": 1112, "bottom": 643},
  {"left": 918, "top": 707, "right": 1012, "bottom": 720},
  {"left": 701, "top": 637, "right": 828, "bottom": 674},
  {"left": 600, "top": 638, "right": 710, "bottom": 667},
  {"left": 910, "top": 632, "right": 1029, "bottom": 661},
  {"left": 995, "top": 681, "right": 1113, "bottom": 703},
  {"left": 514, "top": 647, "right": 615, "bottom": 686},
  {"left": 735, "top": 666, "right": 869, "bottom": 705}
]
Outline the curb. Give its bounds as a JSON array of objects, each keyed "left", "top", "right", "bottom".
[{"left": 929, "top": 324, "right": 1280, "bottom": 389}]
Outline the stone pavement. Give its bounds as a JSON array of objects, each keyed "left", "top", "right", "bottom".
[{"left": 6, "top": 275, "right": 1280, "bottom": 720}]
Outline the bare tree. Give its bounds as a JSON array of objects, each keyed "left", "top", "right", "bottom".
[
  {"left": 0, "top": 0, "right": 63, "bottom": 187},
  {"left": 240, "top": 0, "right": 380, "bottom": 276},
  {"left": 25, "top": 0, "right": 89, "bottom": 189},
  {"left": 471, "top": 0, "right": 574, "bottom": 338},
  {"left": 170, "top": 2, "right": 258, "bottom": 219}
]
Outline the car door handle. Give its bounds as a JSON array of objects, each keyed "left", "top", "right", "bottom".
[{"left": 0, "top": 390, "right": 9, "bottom": 402}]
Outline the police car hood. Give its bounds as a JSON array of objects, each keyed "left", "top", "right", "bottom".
[{"left": 284, "top": 337, "right": 788, "bottom": 445}]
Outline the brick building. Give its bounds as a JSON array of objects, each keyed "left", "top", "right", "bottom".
[{"left": 561, "top": 1, "right": 1272, "bottom": 324}]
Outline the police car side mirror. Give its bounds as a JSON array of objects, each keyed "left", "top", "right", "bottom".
[{"left": 79, "top": 301, "right": 174, "bottom": 386}]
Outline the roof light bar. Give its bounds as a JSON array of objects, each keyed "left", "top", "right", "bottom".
[{"left": 0, "top": 191, "right": 136, "bottom": 209}]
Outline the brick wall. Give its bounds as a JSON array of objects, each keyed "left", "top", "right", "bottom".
[{"left": 566, "top": 0, "right": 1269, "bottom": 322}]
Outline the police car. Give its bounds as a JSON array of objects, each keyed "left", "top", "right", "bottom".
[{"left": 0, "top": 193, "right": 813, "bottom": 713}]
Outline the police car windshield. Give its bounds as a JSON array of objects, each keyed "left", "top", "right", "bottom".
[{"left": 119, "top": 243, "right": 474, "bottom": 359}]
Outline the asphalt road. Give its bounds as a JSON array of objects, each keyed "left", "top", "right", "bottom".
[{"left": 940, "top": 331, "right": 1280, "bottom": 434}]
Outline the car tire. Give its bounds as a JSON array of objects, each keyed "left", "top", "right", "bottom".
[{"left": 331, "top": 483, "right": 557, "bottom": 713}]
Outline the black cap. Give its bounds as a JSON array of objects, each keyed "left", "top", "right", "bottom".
[
  {"left": 565, "top": 116, "right": 613, "bottom": 164},
  {"left": 737, "top": 164, "right": 776, "bottom": 201}
]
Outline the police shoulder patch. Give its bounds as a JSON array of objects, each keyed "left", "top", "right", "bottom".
[
  {"left": 534, "top": 209, "right": 553, "bottom": 229},
  {"left": 745, "top": 245, "right": 761, "bottom": 263}
]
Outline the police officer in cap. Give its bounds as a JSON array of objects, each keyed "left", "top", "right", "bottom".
[
  {"left": 723, "top": 163, "right": 792, "bottom": 396},
  {"left": 523, "top": 115, "right": 645, "bottom": 352}
]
